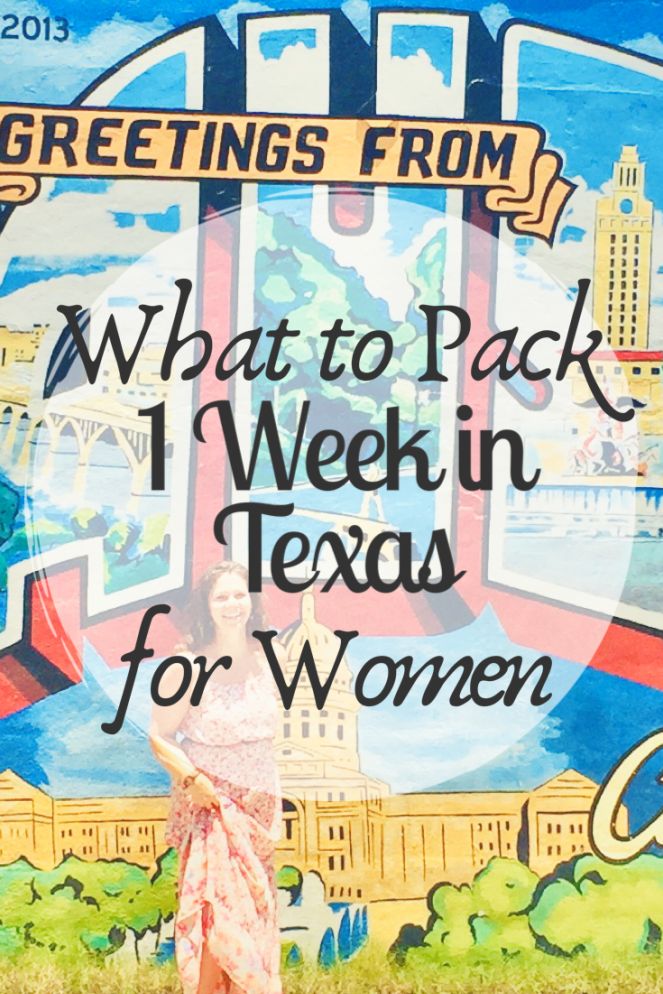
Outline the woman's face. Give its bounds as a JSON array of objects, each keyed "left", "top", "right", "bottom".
[{"left": 208, "top": 572, "right": 252, "bottom": 635}]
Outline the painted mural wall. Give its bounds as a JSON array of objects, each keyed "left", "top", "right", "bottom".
[{"left": 0, "top": 1, "right": 662, "bottom": 991}]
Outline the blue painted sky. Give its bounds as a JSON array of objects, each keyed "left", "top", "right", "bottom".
[
  {"left": 1, "top": 1, "right": 662, "bottom": 105},
  {"left": 391, "top": 24, "right": 453, "bottom": 79},
  {"left": 47, "top": 180, "right": 113, "bottom": 200},
  {"left": 517, "top": 42, "right": 663, "bottom": 204},
  {"left": 51, "top": 0, "right": 663, "bottom": 50},
  {"left": 109, "top": 53, "right": 187, "bottom": 108},
  {"left": 439, "top": 665, "right": 663, "bottom": 835},
  {"left": 259, "top": 27, "right": 316, "bottom": 58},
  {"left": 0, "top": 666, "right": 171, "bottom": 797},
  {"left": 0, "top": 255, "right": 135, "bottom": 296}
]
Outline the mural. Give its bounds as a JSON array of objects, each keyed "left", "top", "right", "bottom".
[{"left": 0, "top": 2, "right": 662, "bottom": 992}]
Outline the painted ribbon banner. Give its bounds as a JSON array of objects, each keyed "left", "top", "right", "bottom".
[{"left": 0, "top": 103, "right": 573, "bottom": 241}]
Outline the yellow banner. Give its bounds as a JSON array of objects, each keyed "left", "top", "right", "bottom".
[{"left": 0, "top": 103, "right": 574, "bottom": 242}]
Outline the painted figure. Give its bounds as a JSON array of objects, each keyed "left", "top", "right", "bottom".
[{"left": 149, "top": 561, "right": 283, "bottom": 994}]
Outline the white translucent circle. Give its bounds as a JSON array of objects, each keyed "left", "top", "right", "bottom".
[{"left": 15, "top": 185, "right": 646, "bottom": 796}]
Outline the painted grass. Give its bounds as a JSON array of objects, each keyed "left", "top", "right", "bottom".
[{"left": 2, "top": 945, "right": 663, "bottom": 994}]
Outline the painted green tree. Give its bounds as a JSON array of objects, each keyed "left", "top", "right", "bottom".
[
  {"left": 250, "top": 209, "right": 446, "bottom": 486},
  {"left": 276, "top": 864, "right": 303, "bottom": 905},
  {"left": 402, "top": 858, "right": 539, "bottom": 965},
  {"left": 0, "top": 850, "right": 178, "bottom": 961},
  {"left": 530, "top": 853, "right": 663, "bottom": 956},
  {"left": 399, "top": 853, "right": 663, "bottom": 966}
]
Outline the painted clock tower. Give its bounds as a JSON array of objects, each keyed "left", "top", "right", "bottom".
[{"left": 593, "top": 145, "right": 653, "bottom": 350}]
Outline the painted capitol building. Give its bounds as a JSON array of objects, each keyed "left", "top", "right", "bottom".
[{"left": 0, "top": 594, "right": 626, "bottom": 902}]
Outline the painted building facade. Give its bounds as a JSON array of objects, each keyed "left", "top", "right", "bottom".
[
  {"left": 570, "top": 350, "right": 663, "bottom": 438},
  {"left": 0, "top": 766, "right": 625, "bottom": 900},
  {"left": 0, "top": 768, "right": 170, "bottom": 869},
  {"left": 0, "top": 325, "right": 48, "bottom": 373}
]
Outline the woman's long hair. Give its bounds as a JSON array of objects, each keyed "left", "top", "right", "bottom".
[{"left": 180, "top": 561, "right": 268, "bottom": 652}]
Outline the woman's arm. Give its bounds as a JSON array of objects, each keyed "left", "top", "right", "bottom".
[{"left": 149, "top": 657, "right": 220, "bottom": 810}]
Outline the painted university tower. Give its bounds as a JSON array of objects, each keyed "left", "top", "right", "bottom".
[
  {"left": 571, "top": 145, "right": 662, "bottom": 442},
  {"left": 593, "top": 146, "right": 653, "bottom": 350}
]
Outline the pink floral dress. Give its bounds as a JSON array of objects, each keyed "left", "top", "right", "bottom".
[{"left": 165, "top": 660, "right": 283, "bottom": 994}]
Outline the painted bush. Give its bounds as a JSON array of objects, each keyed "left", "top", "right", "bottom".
[
  {"left": 0, "top": 850, "right": 177, "bottom": 960},
  {"left": 530, "top": 854, "right": 663, "bottom": 956},
  {"left": 397, "top": 854, "right": 663, "bottom": 965}
]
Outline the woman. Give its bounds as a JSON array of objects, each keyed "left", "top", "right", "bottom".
[{"left": 149, "top": 561, "right": 283, "bottom": 994}]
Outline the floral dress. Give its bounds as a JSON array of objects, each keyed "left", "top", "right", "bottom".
[{"left": 165, "top": 660, "right": 283, "bottom": 994}]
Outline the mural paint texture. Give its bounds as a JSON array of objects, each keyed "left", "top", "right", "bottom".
[{"left": 0, "top": 0, "right": 662, "bottom": 990}]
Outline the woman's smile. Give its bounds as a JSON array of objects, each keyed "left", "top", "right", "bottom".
[{"left": 208, "top": 573, "right": 252, "bottom": 631}]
